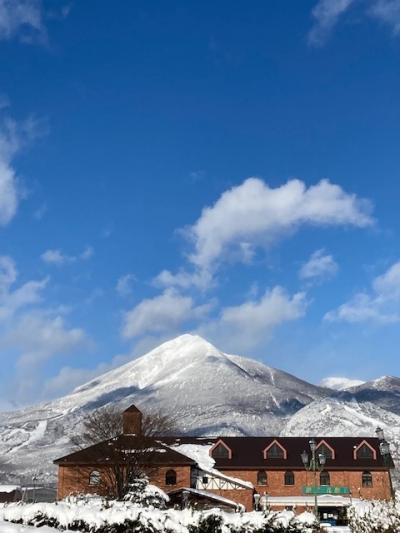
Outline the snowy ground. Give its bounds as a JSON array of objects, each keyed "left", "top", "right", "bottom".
[{"left": 0, "top": 521, "right": 72, "bottom": 533}]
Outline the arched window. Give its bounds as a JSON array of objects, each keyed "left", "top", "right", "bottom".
[
  {"left": 267, "top": 443, "right": 285, "bottom": 459},
  {"left": 362, "top": 471, "right": 373, "bottom": 487},
  {"left": 257, "top": 470, "right": 268, "bottom": 485},
  {"left": 320, "top": 471, "right": 330, "bottom": 486},
  {"left": 211, "top": 442, "right": 230, "bottom": 459},
  {"left": 357, "top": 443, "right": 374, "bottom": 459},
  {"left": 284, "top": 471, "right": 295, "bottom": 485},
  {"left": 165, "top": 469, "right": 177, "bottom": 486},
  {"left": 89, "top": 470, "right": 101, "bottom": 485}
]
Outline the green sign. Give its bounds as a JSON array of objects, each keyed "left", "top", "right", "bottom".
[{"left": 303, "top": 486, "right": 350, "bottom": 495}]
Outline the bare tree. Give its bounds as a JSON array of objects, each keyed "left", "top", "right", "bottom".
[
  {"left": 71, "top": 405, "right": 177, "bottom": 499},
  {"left": 71, "top": 405, "right": 123, "bottom": 449},
  {"left": 72, "top": 405, "right": 176, "bottom": 448}
]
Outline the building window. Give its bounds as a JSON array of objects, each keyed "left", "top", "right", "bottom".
[
  {"left": 284, "top": 471, "right": 295, "bottom": 485},
  {"left": 202, "top": 476, "right": 209, "bottom": 484},
  {"left": 317, "top": 443, "right": 333, "bottom": 460},
  {"left": 320, "top": 471, "right": 330, "bottom": 486},
  {"left": 89, "top": 470, "right": 101, "bottom": 485},
  {"left": 362, "top": 471, "right": 373, "bottom": 487},
  {"left": 257, "top": 470, "right": 268, "bottom": 485},
  {"left": 357, "top": 443, "right": 374, "bottom": 459},
  {"left": 211, "top": 442, "right": 230, "bottom": 459},
  {"left": 267, "top": 443, "right": 285, "bottom": 459},
  {"left": 165, "top": 469, "right": 177, "bottom": 486}
]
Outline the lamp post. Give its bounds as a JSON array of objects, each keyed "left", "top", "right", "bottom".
[
  {"left": 376, "top": 427, "right": 391, "bottom": 465},
  {"left": 301, "top": 439, "right": 326, "bottom": 519},
  {"left": 376, "top": 426, "right": 393, "bottom": 497}
]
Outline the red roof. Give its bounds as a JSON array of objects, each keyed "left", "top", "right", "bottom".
[{"left": 54, "top": 435, "right": 393, "bottom": 470}]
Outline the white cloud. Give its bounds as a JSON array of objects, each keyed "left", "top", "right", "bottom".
[
  {"left": 299, "top": 249, "right": 338, "bottom": 282},
  {"left": 325, "top": 260, "right": 400, "bottom": 323},
  {"left": 320, "top": 376, "right": 365, "bottom": 390},
  {"left": 80, "top": 245, "right": 94, "bottom": 260},
  {"left": 122, "top": 289, "right": 212, "bottom": 338},
  {"left": 0, "top": 115, "right": 45, "bottom": 226},
  {"left": 153, "top": 268, "right": 213, "bottom": 291},
  {"left": 41, "top": 249, "right": 69, "bottom": 265},
  {"left": 186, "top": 178, "right": 372, "bottom": 275},
  {"left": 0, "top": 255, "right": 47, "bottom": 321},
  {"left": 309, "top": 0, "right": 356, "bottom": 46},
  {"left": 6, "top": 312, "right": 90, "bottom": 368},
  {"left": 41, "top": 246, "right": 94, "bottom": 266},
  {"left": 0, "top": 122, "right": 19, "bottom": 225},
  {"left": 369, "top": 0, "right": 400, "bottom": 34},
  {"left": 0, "top": 0, "right": 45, "bottom": 42},
  {"left": 42, "top": 353, "right": 131, "bottom": 398},
  {"left": 199, "top": 286, "right": 307, "bottom": 351},
  {"left": 116, "top": 273, "right": 136, "bottom": 297},
  {"left": 309, "top": 0, "right": 400, "bottom": 45}
]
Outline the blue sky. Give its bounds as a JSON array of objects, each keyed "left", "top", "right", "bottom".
[{"left": 1, "top": 0, "right": 400, "bottom": 408}]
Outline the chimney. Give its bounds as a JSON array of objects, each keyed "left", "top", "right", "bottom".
[{"left": 122, "top": 404, "right": 143, "bottom": 435}]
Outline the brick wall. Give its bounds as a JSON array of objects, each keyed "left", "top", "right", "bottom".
[
  {"left": 220, "top": 468, "right": 392, "bottom": 501},
  {"left": 57, "top": 464, "right": 392, "bottom": 511},
  {"left": 57, "top": 465, "right": 192, "bottom": 500},
  {"left": 207, "top": 488, "right": 254, "bottom": 511}
]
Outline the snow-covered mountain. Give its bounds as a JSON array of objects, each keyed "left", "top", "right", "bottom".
[
  {"left": 0, "top": 334, "right": 327, "bottom": 484},
  {"left": 344, "top": 376, "right": 400, "bottom": 415},
  {"left": 281, "top": 397, "right": 400, "bottom": 485},
  {"left": 0, "top": 334, "right": 398, "bottom": 486}
]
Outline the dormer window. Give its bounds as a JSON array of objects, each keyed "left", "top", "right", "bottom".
[
  {"left": 210, "top": 440, "right": 232, "bottom": 459},
  {"left": 359, "top": 444, "right": 373, "bottom": 458},
  {"left": 263, "top": 440, "right": 287, "bottom": 460},
  {"left": 268, "top": 443, "right": 284, "bottom": 458},
  {"left": 354, "top": 441, "right": 377, "bottom": 460},
  {"left": 316, "top": 441, "right": 335, "bottom": 460}
]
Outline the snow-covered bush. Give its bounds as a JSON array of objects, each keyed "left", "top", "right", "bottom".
[
  {"left": 123, "top": 477, "right": 169, "bottom": 509},
  {"left": 347, "top": 493, "right": 400, "bottom": 533},
  {"left": 0, "top": 499, "right": 318, "bottom": 533}
]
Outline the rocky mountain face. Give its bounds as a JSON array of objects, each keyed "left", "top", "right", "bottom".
[{"left": 0, "top": 334, "right": 398, "bottom": 486}]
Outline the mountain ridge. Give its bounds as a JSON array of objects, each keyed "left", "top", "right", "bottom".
[{"left": 0, "top": 334, "right": 398, "bottom": 485}]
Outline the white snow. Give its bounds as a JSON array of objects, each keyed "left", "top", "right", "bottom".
[
  {"left": 168, "top": 443, "right": 254, "bottom": 489},
  {"left": 0, "top": 333, "right": 399, "bottom": 486},
  {"left": 0, "top": 487, "right": 19, "bottom": 494},
  {"left": 0, "top": 519, "right": 76, "bottom": 533},
  {"left": 0, "top": 498, "right": 318, "bottom": 533},
  {"left": 0, "top": 334, "right": 328, "bottom": 482}
]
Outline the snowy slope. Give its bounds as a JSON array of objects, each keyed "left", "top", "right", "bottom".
[
  {"left": 345, "top": 376, "right": 400, "bottom": 415},
  {"left": 0, "top": 334, "right": 327, "bottom": 484}
]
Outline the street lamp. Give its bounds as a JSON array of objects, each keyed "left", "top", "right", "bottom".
[
  {"left": 376, "top": 427, "right": 391, "bottom": 466},
  {"left": 301, "top": 439, "right": 326, "bottom": 519}
]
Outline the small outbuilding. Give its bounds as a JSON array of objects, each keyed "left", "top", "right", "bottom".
[
  {"left": 0, "top": 485, "right": 22, "bottom": 503},
  {"left": 167, "top": 487, "right": 244, "bottom": 512}
]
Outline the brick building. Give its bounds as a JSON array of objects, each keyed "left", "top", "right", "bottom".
[{"left": 54, "top": 404, "right": 394, "bottom": 516}]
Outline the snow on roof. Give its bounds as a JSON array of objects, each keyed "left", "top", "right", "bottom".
[
  {"left": 166, "top": 443, "right": 253, "bottom": 489},
  {"left": 168, "top": 487, "right": 244, "bottom": 510},
  {"left": 0, "top": 486, "right": 20, "bottom": 493},
  {"left": 267, "top": 495, "right": 356, "bottom": 507}
]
